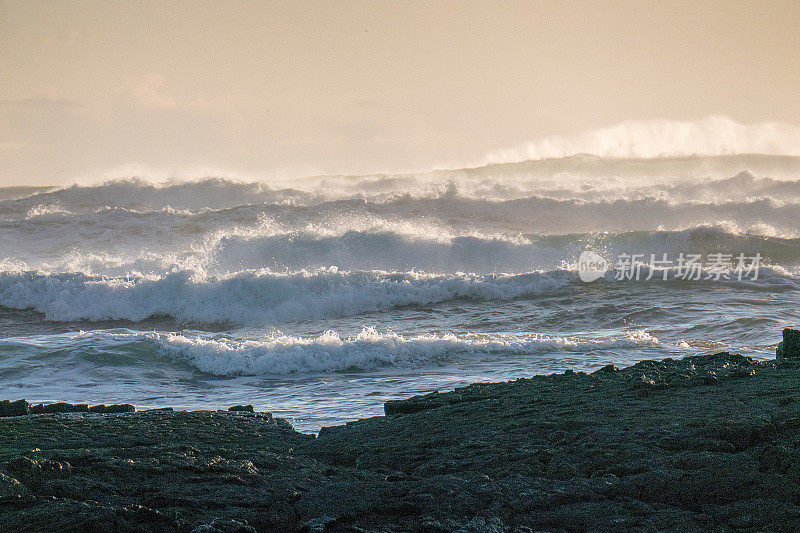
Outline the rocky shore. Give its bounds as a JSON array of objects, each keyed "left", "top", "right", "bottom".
[{"left": 1, "top": 331, "right": 799, "bottom": 532}]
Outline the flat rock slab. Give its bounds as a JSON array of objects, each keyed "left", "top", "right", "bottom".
[{"left": 1, "top": 352, "right": 799, "bottom": 532}]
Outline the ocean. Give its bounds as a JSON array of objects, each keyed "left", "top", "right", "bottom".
[{"left": 1, "top": 154, "right": 798, "bottom": 432}]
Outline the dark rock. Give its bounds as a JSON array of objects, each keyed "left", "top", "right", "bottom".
[
  {"left": 89, "top": 403, "right": 135, "bottom": 413},
  {"left": 0, "top": 472, "right": 29, "bottom": 501},
  {"left": 0, "top": 399, "right": 30, "bottom": 417},
  {"left": 419, "top": 520, "right": 451, "bottom": 533},
  {"left": 228, "top": 405, "right": 254, "bottom": 413},
  {"left": 0, "top": 349, "right": 798, "bottom": 532},
  {"left": 41, "top": 402, "right": 89, "bottom": 414},
  {"left": 192, "top": 518, "right": 256, "bottom": 533},
  {"left": 776, "top": 328, "right": 800, "bottom": 359},
  {"left": 595, "top": 364, "right": 620, "bottom": 373},
  {"left": 7, "top": 456, "right": 72, "bottom": 479},
  {"left": 104, "top": 403, "right": 135, "bottom": 413},
  {"left": 6, "top": 456, "right": 41, "bottom": 477},
  {"left": 385, "top": 392, "right": 444, "bottom": 415},
  {"left": 25, "top": 402, "right": 90, "bottom": 414},
  {"left": 298, "top": 516, "right": 336, "bottom": 532},
  {"left": 455, "top": 516, "right": 505, "bottom": 533}
]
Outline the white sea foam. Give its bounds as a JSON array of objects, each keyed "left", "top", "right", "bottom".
[
  {"left": 0, "top": 269, "right": 572, "bottom": 324},
  {"left": 158, "top": 328, "right": 664, "bottom": 375},
  {"left": 2, "top": 155, "right": 799, "bottom": 279},
  {"left": 482, "top": 117, "right": 800, "bottom": 164},
  {"left": 2, "top": 217, "right": 798, "bottom": 279},
  {"left": 2, "top": 153, "right": 799, "bottom": 217},
  {"left": 0, "top": 328, "right": 662, "bottom": 375},
  {"left": 1, "top": 258, "right": 797, "bottom": 326}
]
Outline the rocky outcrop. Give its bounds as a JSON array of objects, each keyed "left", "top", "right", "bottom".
[
  {"left": 31, "top": 402, "right": 89, "bottom": 414},
  {"left": 0, "top": 399, "right": 29, "bottom": 417},
  {"left": 0, "top": 402, "right": 135, "bottom": 417},
  {"left": 228, "top": 405, "right": 255, "bottom": 413},
  {"left": 777, "top": 327, "right": 800, "bottom": 359},
  {"left": 88, "top": 403, "right": 135, "bottom": 413},
  {"left": 1, "top": 349, "right": 798, "bottom": 532}
]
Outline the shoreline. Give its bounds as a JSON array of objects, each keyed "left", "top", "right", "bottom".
[{"left": 1, "top": 342, "right": 799, "bottom": 531}]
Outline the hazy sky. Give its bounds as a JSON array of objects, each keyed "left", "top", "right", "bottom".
[{"left": 1, "top": 0, "right": 799, "bottom": 185}]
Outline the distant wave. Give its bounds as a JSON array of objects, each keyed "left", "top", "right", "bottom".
[
  {"left": 482, "top": 117, "right": 800, "bottom": 164},
  {"left": 209, "top": 226, "right": 800, "bottom": 274},
  {"left": 2, "top": 161, "right": 800, "bottom": 289},
  {"left": 0, "top": 328, "right": 662, "bottom": 375},
  {"left": 2, "top": 153, "right": 799, "bottom": 214},
  {"left": 3, "top": 183, "right": 800, "bottom": 256},
  {"left": 0, "top": 223, "right": 798, "bottom": 279},
  {"left": 495, "top": 171, "right": 800, "bottom": 204},
  {"left": 2, "top": 177, "right": 320, "bottom": 213},
  {"left": 6, "top": 172, "right": 800, "bottom": 220}
]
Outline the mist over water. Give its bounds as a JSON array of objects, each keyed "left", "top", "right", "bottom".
[
  {"left": 482, "top": 117, "right": 800, "bottom": 164},
  {"left": 1, "top": 150, "right": 799, "bottom": 431}
]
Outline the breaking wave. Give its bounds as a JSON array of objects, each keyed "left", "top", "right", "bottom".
[
  {"left": 1, "top": 219, "right": 798, "bottom": 278},
  {"left": 209, "top": 225, "right": 800, "bottom": 274},
  {"left": 482, "top": 117, "right": 800, "bottom": 164},
  {"left": 0, "top": 328, "right": 662, "bottom": 375},
  {"left": 1, "top": 153, "right": 799, "bottom": 215},
  {"left": 0, "top": 259, "right": 797, "bottom": 326},
  {"left": 0, "top": 269, "right": 573, "bottom": 324}
]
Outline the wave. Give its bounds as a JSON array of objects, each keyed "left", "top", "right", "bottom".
[
  {"left": 3, "top": 190, "right": 800, "bottom": 274},
  {"left": 209, "top": 230, "right": 558, "bottom": 273},
  {"left": 0, "top": 177, "right": 321, "bottom": 214},
  {"left": 209, "top": 225, "right": 800, "bottom": 274},
  {"left": 0, "top": 328, "right": 662, "bottom": 375},
  {"left": 481, "top": 117, "right": 800, "bottom": 164},
  {"left": 479, "top": 171, "right": 800, "bottom": 204},
  {"left": 4, "top": 175, "right": 800, "bottom": 225},
  {"left": 0, "top": 258, "right": 797, "bottom": 325},
  {"left": 131, "top": 328, "right": 665, "bottom": 375},
  {"left": 2, "top": 153, "right": 799, "bottom": 216},
  {"left": 0, "top": 269, "right": 572, "bottom": 324},
  {"left": 1, "top": 222, "right": 798, "bottom": 280}
]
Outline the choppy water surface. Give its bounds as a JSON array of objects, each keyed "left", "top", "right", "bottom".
[{"left": 1, "top": 154, "right": 798, "bottom": 431}]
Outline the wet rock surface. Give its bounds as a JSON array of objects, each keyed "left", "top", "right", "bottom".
[
  {"left": 0, "top": 401, "right": 136, "bottom": 417},
  {"left": 1, "top": 352, "right": 799, "bottom": 532},
  {"left": 228, "top": 405, "right": 255, "bottom": 413},
  {"left": 777, "top": 328, "right": 800, "bottom": 359}
]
